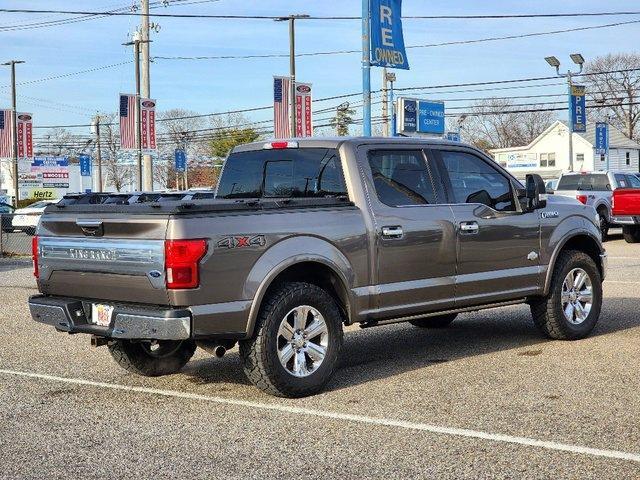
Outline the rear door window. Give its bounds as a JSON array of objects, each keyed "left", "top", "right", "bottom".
[
  {"left": 627, "top": 174, "right": 640, "bottom": 188},
  {"left": 615, "top": 174, "right": 628, "bottom": 188},
  {"left": 216, "top": 148, "right": 346, "bottom": 199},
  {"left": 368, "top": 150, "right": 438, "bottom": 206},
  {"left": 557, "top": 174, "right": 611, "bottom": 191}
]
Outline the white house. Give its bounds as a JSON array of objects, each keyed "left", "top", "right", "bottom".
[{"left": 490, "top": 121, "right": 640, "bottom": 180}]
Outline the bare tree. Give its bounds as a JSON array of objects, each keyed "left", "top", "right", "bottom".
[
  {"left": 96, "top": 113, "right": 132, "bottom": 192},
  {"left": 584, "top": 53, "right": 640, "bottom": 140},
  {"left": 40, "top": 127, "right": 81, "bottom": 157},
  {"left": 463, "top": 98, "right": 555, "bottom": 151}
]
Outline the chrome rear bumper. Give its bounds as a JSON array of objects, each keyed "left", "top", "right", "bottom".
[{"left": 29, "top": 295, "right": 191, "bottom": 340}]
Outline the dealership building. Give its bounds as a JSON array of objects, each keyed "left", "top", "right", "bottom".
[{"left": 490, "top": 121, "right": 640, "bottom": 180}]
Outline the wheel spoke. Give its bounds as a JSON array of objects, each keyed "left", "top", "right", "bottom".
[
  {"left": 306, "top": 342, "right": 326, "bottom": 362},
  {"left": 561, "top": 291, "right": 571, "bottom": 303},
  {"left": 305, "top": 318, "right": 327, "bottom": 340},
  {"left": 573, "top": 271, "right": 587, "bottom": 290},
  {"left": 278, "top": 344, "right": 294, "bottom": 365},
  {"left": 564, "top": 302, "right": 575, "bottom": 322},
  {"left": 293, "top": 306, "right": 309, "bottom": 331},
  {"left": 293, "top": 350, "right": 308, "bottom": 376},
  {"left": 278, "top": 320, "right": 295, "bottom": 341},
  {"left": 578, "top": 288, "right": 593, "bottom": 303},
  {"left": 574, "top": 301, "right": 586, "bottom": 321}
]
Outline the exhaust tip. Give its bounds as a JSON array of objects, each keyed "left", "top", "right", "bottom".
[{"left": 214, "top": 345, "right": 226, "bottom": 358}]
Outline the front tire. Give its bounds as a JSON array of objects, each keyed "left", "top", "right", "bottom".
[
  {"left": 622, "top": 225, "right": 640, "bottom": 243},
  {"left": 108, "top": 339, "right": 196, "bottom": 376},
  {"left": 409, "top": 313, "right": 457, "bottom": 328},
  {"left": 530, "top": 250, "right": 602, "bottom": 340},
  {"left": 240, "top": 282, "right": 344, "bottom": 398}
]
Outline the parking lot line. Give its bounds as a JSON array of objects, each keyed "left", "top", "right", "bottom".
[{"left": 1, "top": 368, "right": 639, "bottom": 464}]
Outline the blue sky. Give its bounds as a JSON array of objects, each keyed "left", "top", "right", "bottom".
[{"left": 0, "top": 0, "right": 638, "bottom": 135}]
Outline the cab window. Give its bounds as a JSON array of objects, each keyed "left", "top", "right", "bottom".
[
  {"left": 368, "top": 150, "right": 438, "bottom": 206},
  {"left": 436, "top": 150, "right": 516, "bottom": 212}
]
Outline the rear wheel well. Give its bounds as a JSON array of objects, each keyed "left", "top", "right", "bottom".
[
  {"left": 558, "top": 235, "right": 603, "bottom": 278},
  {"left": 263, "top": 262, "right": 351, "bottom": 324}
]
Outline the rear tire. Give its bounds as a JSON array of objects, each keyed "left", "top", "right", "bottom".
[
  {"left": 596, "top": 207, "right": 609, "bottom": 240},
  {"left": 530, "top": 250, "right": 602, "bottom": 340},
  {"left": 409, "top": 313, "right": 457, "bottom": 328},
  {"left": 240, "top": 282, "right": 344, "bottom": 398},
  {"left": 622, "top": 225, "right": 640, "bottom": 243},
  {"left": 108, "top": 339, "right": 196, "bottom": 377}
]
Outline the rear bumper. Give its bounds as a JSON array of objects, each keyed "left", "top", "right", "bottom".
[
  {"left": 611, "top": 216, "right": 639, "bottom": 225},
  {"left": 29, "top": 295, "right": 191, "bottom": 340}
]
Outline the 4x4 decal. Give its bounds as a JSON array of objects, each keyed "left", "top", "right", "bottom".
[{"left": 216, "top": 235, "right": 266, "bottom": 249}]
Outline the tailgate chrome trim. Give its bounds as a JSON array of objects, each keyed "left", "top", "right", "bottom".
[{"left": 38, "top": 236, "right": 166, "bottom": 288}]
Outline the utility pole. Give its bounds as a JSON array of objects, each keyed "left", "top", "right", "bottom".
[
  {"left": 545, "top": 53, "right": 585, "bottom": 172},
  {"left": 362, "top": 0, "right": 371, "bottom": 136},
  {"left": 382, "top": 67, "right": 388, "bottom": 136},
  {"left": 2, "top": 60, "right": 24, "bottom": 206},
  {"left": 275, "top": 14, "right": 309, "bottom": 137},
  {"left": 140, "top": 0, "right": 153, "bottom": 191},
  {"left": 93, "top": 115, "right": 103, "bottom": 192}
]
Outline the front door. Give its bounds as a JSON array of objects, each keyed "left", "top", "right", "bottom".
[
  {"left": 430, "top": 147, "right": 541, "bottom": 307},
  {"left": 362, "top": 148, "right": 457, "bottom": 319}
]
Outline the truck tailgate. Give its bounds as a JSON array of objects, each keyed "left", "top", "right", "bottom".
[
  {"left": 612, "top": 188, "right": 640, "bottom": 216},
  {"left": 37, "top": 213, "right": 170, "bottom": 304}
]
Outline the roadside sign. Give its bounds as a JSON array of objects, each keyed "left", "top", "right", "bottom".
[
  {"left": 16, "top": 112, "right": 33, "bottom": 159},
  {"left": 175, "top": 149, "right": 186, "bottom": 173},
  {"left": 141, "top": 98, "right": 157, "bottom": 153},
  {"left": 79, "top": 155, "right": 92, "bottom": 177},
  {"left": 398, "top": 98, "right": 445, "bottom": 135},
  {"left": 595, "top": 122, "right": 608, "bottom": 155},
  {"left": 370, "top": 0, "right": 409, "bottom": 70},
  {"left": 446, "top": 131, "right": 460, "bottom": 142},
  {"left": 569, "top": 84, "right": 586, "bottom": 133}
]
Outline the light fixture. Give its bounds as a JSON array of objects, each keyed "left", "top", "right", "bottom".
[
  {"left": 544, "top": 56, "right": 560, "bottom": 68},
  {"left": 570, "top": 53, "right": 585, "bottom": 65}
]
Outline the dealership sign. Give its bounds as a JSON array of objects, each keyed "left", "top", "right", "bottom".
[
  {"left": 370, "top": 0, "right": 409, "bottom": 70},
  {"left": 595, "top": 122, "right": 608, "bottom": 155},
  {"left": 16, "top": 113, "right": 33, "bottom": 159},
  {"left": 398, "top": 98, "right": 445, "bottom": 135},
  {"left": 140, "top": 98, "right": 157, "bottom": 153},
  {"left": 569, "top": 84, "right": 586, "bottom": 133}
]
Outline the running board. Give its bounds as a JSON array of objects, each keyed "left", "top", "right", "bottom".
[{"left": 359, "top": 299, "right": 526, "bottom": 329}]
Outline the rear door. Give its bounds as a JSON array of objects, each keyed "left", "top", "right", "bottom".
[
  {"left": 429, "top": 147, "right": 541, "bottom": 307},
  {"left": 361, "top": 147, "right": 457, "bottom": 319}
]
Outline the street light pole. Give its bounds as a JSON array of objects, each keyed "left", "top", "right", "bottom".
[
  {"left": 2, "top": 60, "right": 24, "bottom": 206},
  {"left": 545, "top": 53, "right": 584, "bottom": 172},
  {"left": 362, "top": 0, "right": 371, "bottom": 136},
  {"left": 140, "top": 0, "right": 153, "bottom": 191},
  {"left": 93, "top": 115, "right": 103, "bottom": 192}
]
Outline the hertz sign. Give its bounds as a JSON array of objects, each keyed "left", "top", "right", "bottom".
[{"left": 370, "top": 0, "right": 409, "bottom": 70}]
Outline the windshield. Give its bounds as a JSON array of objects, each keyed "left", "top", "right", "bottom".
[
  {"left": 27, "top": 201, "right": 55, "bottom": 209},
  {"left": 557, "top": 174, "right": 611, "bottom": 191},
  {"left": 216, "top": 148, "right": 347, "bottom": 199}
]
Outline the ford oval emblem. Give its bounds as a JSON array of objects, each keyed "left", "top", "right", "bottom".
[
  {"left": 18, "top": 114, "right": 32, "bottom": 121},
  {"left": 148, "top": 270, "right": 162, "bottom": 278},
  {"left": 405, "top": 104, "right": 416, "bottom": 113},
  {"left": 296, "top": 85, "right": 311, "bottom": 93},
  {"left": 142, "top": 100, "right": 155, "bottom": 108}
]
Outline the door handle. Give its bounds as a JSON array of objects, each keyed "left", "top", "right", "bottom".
[
  {"left": 459, "top": 221, "right": 479, "bottom": 234},
  {"left": 381, "top": 226, "right": 404, "bottom": 239}
]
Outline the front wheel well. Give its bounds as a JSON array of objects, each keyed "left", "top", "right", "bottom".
[
  {"left": 557, "top": 235, "right": 603, "bottom": 278},
  {"left": 261, "top": 261, "right": 351, "bottom": 324}
]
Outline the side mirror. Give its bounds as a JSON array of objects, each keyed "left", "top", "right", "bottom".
[{"left": 525, "top": 174, "right": 547, "bottom": 211}]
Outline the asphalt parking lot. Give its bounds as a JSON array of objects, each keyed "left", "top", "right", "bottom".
[{"left": 0, "top": 234, "right": 639, "bottom": 479}]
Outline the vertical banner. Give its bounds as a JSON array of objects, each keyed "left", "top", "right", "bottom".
[
  {"left": 119, "top": 94, "right": 136, "bottom": 150},
  {"left": 79, "top": 154, "right": 92, "bottom": 177},
  {"left": 140, "top": 98, "right": 157, "bottom": 153},
  {"left": 17, "top": 113, "right": 33, "bottom": 159},
  {"left": 370, "top": 0, "right": 409, "bottom": 70},
  {"left": 595, "top": 122, "right": 608, "bottom": 155},
  {"left": 0, "top": 110, "right": 12, "bottom": 159},
  {"left": 274, "top": 76, "right": 291, "bottom": 138},
  {"left": 569, "top": 85, "right": 587, "bottom": 133},
  {"left": 295, "top": 82, "right": 313, "bottom": 137},
  {"left": 174, "top": 149, "right": 186, "bottom": 173}
]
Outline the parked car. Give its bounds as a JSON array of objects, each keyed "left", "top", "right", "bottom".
[
  {"left": 545, "top": 179, "right": 558, "bottom": 193},
  {"left": 12, "top": 200, "right": 59, "bottom": 235},
  {"left": 612, "top": 188, "right": 640, "bottom": 243},
  {"left": 0, "top": 201, "right": 14, "bottom": 232},
  {"left": 29, "top": 138, "right": 606, "bottom": 397},
  {"left": 554, "top": 171, "right": 640, "bottom": 238}
]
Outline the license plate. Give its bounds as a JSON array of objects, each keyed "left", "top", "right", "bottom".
[{"left": 91, "top": 304, "right": 114, "bottom": 327}]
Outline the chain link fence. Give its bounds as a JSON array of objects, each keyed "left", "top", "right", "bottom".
[{"left": 1, "top": 213, "right": 38, "bottom": 257}]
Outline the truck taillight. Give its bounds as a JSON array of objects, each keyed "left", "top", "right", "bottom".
[
  {"left": 32, "top": 236, "right": 39, "bottom": 278},
  {"left": 576, "top": 195, "right": 588, "bottom": 205},
  {"left": 165, "top": 239, "right": 207, "bottom": 289}
]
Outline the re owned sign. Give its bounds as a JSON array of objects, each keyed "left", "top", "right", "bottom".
[{"left": 370, "top": 0, "right": 409, "bottom": 70}]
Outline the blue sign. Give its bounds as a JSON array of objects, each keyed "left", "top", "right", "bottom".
[
  {"left": 370, "top": 0, "right": 409, "bottom": 70},
  {"left": 446, "top": 131, "right": 461, "bottom": 142},
  {"left": 595, "top": 122, "right": 608, "bottom": 155},
  {"left": 418, "top": 101, "right": 445, "bottom": 135},
  {"left": 402, "top": 99, "right": 417, "bottom": 132},
  {"left": 79, "top": 155, "right": 92, "bottom": 177},
  {"left": 32, "top": 156, "right": 69, "bottom": 168},
  {"left": 569, "top": 84, "right": 587, "bottom": 133},
  {"left": 175, "top": 149, "right": 187, "bottom": 173}
]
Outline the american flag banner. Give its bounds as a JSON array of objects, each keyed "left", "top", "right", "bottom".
[
  {"left": 273, "top": 76, "right": 291, "bottom": 139},
  {"left": 140, "top": 98, "right": 157, "bottom": 153},
  {"left": 0, "top": 109, "right": 12, "bottom": 159},
  {"left": 119, "top": 94, "right": 136, "bottom": 150},
  {"left": 16, "top": 112, "right": 33, "bottom": 159},
  {"left": 295, "top": 82, "right": 313, "bottom": 137}
]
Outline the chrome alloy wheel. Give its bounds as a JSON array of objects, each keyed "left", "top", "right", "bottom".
[
  {"left": 277, "top": 305, "right": 329, "bottom": 377},
  {"left": 561, "top": 268, "right": 593, "bottom": 325}
]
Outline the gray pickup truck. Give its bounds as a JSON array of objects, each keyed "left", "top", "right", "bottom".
[{"left": 29, "top": 138, "right": 606, "bottom": 397}]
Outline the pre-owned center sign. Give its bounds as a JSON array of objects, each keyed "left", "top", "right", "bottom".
[{"left": 397, "top": 97, "right": 445, "bottom": 135}]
